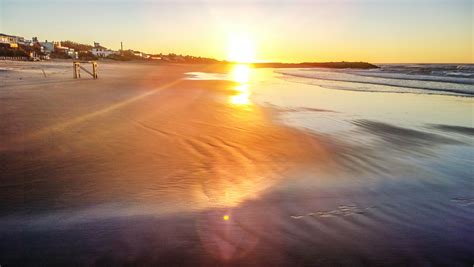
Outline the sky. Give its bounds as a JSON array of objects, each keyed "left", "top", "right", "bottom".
[{"left": 1, "top": 0, "right": 472, "bottom": 63}]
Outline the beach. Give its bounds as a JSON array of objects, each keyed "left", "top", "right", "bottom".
[{"left": 1, "top": 60, "right": 473, "bottom": 266}]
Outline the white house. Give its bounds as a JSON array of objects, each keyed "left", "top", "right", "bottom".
[
  {"left": 132, "top": 50, "right": 142, "bottom": 57},
  {"left": 91, "top": 42, "right": 117, "bottom": 57}
]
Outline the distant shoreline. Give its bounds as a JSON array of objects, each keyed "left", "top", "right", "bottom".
[{"left": 249, "top": 62, "right": 379, "bottom": 69}]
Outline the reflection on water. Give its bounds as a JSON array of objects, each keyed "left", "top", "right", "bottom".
[
  {"left": 230, "top": 84, "right": 251, "bottom": 105},
  {"left": 231, "top": 64, "right": 250, "bottom": 83},
  {"left": 230, "top": 64, "right": 252, "bottom": 106}
]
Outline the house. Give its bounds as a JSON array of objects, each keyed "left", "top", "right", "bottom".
[
  {"left": 132, "top": 51, "right": 143, "bottom": 57},
  {"left": 91, "top": 42, "right": 117, "bottom": 57},
  {"left": 0, "top": 33, "right": 21, "bottom": 48},
  {"left": 40, "top": 40, "right": 55, "bottom": 53},
  {"left": 17, "top": 36, "right": 35, "bottom": 47},
  {"left": 18, "top": 39, "right": 34, "bottom": 46},
  {"left": 55, "top": 42, "right": 78, "bottom": 59}
]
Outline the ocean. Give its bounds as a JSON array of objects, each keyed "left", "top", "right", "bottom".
[{"left": 276, "top": 64, "right": 474, "bottom": 96}]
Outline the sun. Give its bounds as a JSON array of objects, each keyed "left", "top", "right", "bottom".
[{"left": 227, "top": 33, "right": 256, "bottom": 63}]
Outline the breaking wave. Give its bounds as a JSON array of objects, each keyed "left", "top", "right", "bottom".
[{"left": 277, "top": 64, "right": 474, "bottom": 96}]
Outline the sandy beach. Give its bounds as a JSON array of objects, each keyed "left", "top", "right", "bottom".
[
  {"left": 1, "top": 60, "right": 473, "bottom": 266},
  {"left": 0, "top": 61, "right": 328, "bottom": 213}
]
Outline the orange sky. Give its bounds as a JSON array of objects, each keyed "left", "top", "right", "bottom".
[{"left": 3, "top": 0, "right": 473, "bottom": 63}]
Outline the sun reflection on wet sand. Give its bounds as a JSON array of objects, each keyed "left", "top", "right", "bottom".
[
  {"left": 231, "top": 64, "right": 250, "bottom": 83},
  {"left": 230, "top": 64, "right": 252, "bottom": 106},
  {"left": 230, "top": 84, "right": 251, "bottom": 105}
]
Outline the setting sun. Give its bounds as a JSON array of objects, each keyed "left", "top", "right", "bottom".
[{"left": 227, "top": 33, "right": 256, "bottom": 63}]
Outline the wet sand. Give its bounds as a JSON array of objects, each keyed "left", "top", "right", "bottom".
[
  {"left": 0, "top": 61, "right": 473, "bottom": 266},
  {"left": 0, "top": 61, "right": 329, "bottom": 213}
]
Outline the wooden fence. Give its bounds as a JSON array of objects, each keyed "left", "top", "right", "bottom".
[
  {"left": 73, "top": 61, "right": 98, "bottom": 79},
  {"left": 0, "top": 56, "right": 29, "bottom": 61}
]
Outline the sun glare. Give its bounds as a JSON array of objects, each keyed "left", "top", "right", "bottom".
[
  {"left": 231, "top": 64, "right": 250, "bottom": 83},
  {"left": 229, "top": 64, "right": 252, "bottom": 106},
  {"left": 227, "top": 33, "right": 256, "bottom": 63}
]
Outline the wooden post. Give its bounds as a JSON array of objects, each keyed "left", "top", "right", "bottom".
[
  {"left": 73, "top": 61, "right": 97, "bottom": 79},
  {"left": 92, "top": 62, "right": 98, "bottom": 79},
  {"left": 73, "top": 62, "right": 80, "bottom": 78},
  {"left": 76, "top": 62, "right": 81, "bottom": 78}
]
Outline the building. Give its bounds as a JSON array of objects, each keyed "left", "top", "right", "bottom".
[
  {"left": 0, "top": 33, "right": 21, "bottom": 48},
  {"left": 132, "top": 51, "right": 143, "bottom": 57},
  {"left": 91, "top": 42, "right": 117, "bottom": 57},
  {"left": 55, "top": 42, "right": 78, "bottom": 59},
  {"left": 18, "top": 38, "right": 34, "bottom": 46},
  {"left": 39, "top": 40, "right": 55, "bottom": 53}
]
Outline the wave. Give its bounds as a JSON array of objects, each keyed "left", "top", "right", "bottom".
[
  {"left": 346, "top": 70, "right": 474, "bottom": 85},
  {"left": 277, "top": 68, "right": 474, "bottom": 96}
]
